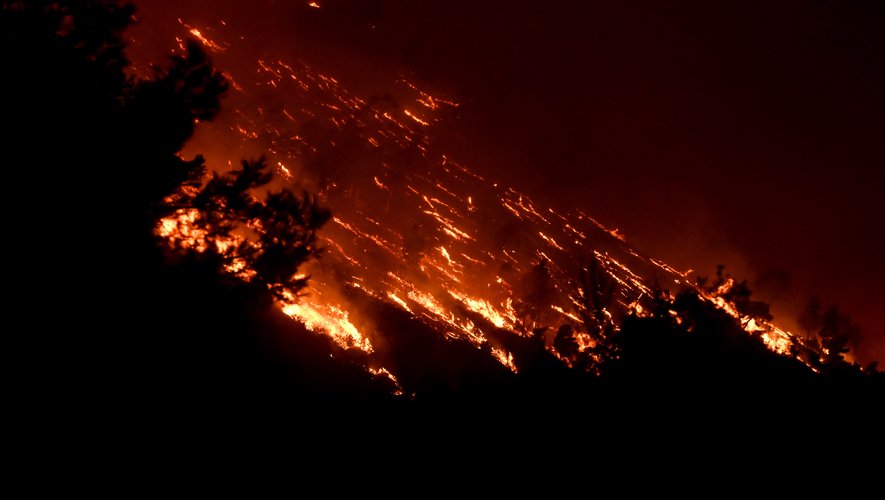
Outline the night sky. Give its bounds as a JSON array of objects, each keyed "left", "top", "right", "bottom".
[{"left": 134, "top": 0, "right": 885, "bottom": 364}]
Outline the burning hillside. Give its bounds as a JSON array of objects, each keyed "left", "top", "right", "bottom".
[{"left": 143, "top": 16, "right": 821, "bottom": 396}]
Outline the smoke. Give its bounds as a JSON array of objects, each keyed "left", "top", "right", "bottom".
[{"left": 133, "top": 0, "right": 884, "bottom": 365}]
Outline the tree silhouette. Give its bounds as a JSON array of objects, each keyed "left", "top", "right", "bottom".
[
  {"left": 722, "top": 279, "right": 772, "bottom": 321},
  {"left": 516, "top": 259, "right": 556, "bottom": 333},
  {"left": 2, "top": 0, "right": 351, "bottom": 410},
  {"left": 795, "top": 295, "right": 863, "bottom": 367},
  {"left": 575, "top": 256, "right": 618, "bottom": 368},
  {"left": 553, "top": 324, "right": 580, "bottom": 362},
  {"left": 188, "top": 157, "right": 331, "bottom": 298},
  {"left": 818, "top": 305, "right": 861, "bottom": 366},
  {"left": 126, "top": 40, "right": 229, "bottom": 210},
  {"left": 798, "top": 295, "right": 823, "bottom": 342}
]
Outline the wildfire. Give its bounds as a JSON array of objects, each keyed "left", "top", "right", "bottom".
[
  {"left": 491, "top": 347, "right": 518, "bottom": 373},
  {"left": 280, "top": 299, "right": 372, "bottom": 352},
  {"left": 149, "top": 17, "right": 817, "bottom": 396},
  {"left": 447, "top": 289, "right": 517, "bottom": 331},
  {"left": 698, "top": 280, "right": 795, "bottom": 355},
  {"left": 551, "top": 305, "right": 581, "bottom": 324},
  {"left": 368, "top": 367, "right": 404, "bottom": 396},
  {"left": 403, "top": 109, "right": 430, "bottom": 126},
  {"left": 187, "top": 28, "right": 225, "bottom": 52}
]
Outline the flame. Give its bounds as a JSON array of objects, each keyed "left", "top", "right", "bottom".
[
  {"left": 403, "top": 109, "right": 429, "bottom": 126},
  {"left": 387, "top": 292, "right": 412, "bottom": 313},
  {"left": 439, "top": 246, "right": 453, "bottom": 265},
  {"left": 551, "top": 305, "right": 581, "bottom": 324},
  {"left": 187, "top": 28, "right": 225, "bottom": 52},
  {"left": 491, "top": 347, "right": 517, "bottom": 373},
  {"left": 368, "top": 367, "right": 404, "bottom": 396},
  {"left": 147, "top": 17, "right": 822, "bottom": 396},
  {"left": 698, "top": 280, "right": 795, "bottom": 356},
  {"left": 447, "top": 289, "right": 517, "bottom": 331},
  {"left": 280, "top": 299, "right": 372, "bottom": 353}
]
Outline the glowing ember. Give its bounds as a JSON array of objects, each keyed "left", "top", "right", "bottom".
[
  {"left": 187, "top": 28, "right": 225, "bottom": 53},
  {"left": 150, "top": 17, "right": 816, "bottom": 395},
  {"left": 404, "top": 109, "right": 429, "bottom": 126},
  {"left": 368, "top": 367, "right": 404, "bottom": 396}
]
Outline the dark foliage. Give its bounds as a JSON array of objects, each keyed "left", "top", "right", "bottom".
[
  {"left": 515, "top": 258, "right": 556, "bottom": 332},
  {"left": 575, "top": 257, "right": 619, "bottom": 368},
  {"left": 190, "top": 157, "right": 331, "bottom": 298},
  {"left": 2, "top": 1, "right": 362, "bottom": 414}
]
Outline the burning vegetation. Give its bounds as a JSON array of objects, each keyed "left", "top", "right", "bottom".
[
  {"left": 7, "top": 1, "right": 880, "bottom": 409},
  {"left": 150, "top": 14, "right": 873, "bottom": 392}
]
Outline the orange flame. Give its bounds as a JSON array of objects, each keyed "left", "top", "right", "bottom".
[{"left": 151, "top": 18, "right": 818, "bottom": 396}]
